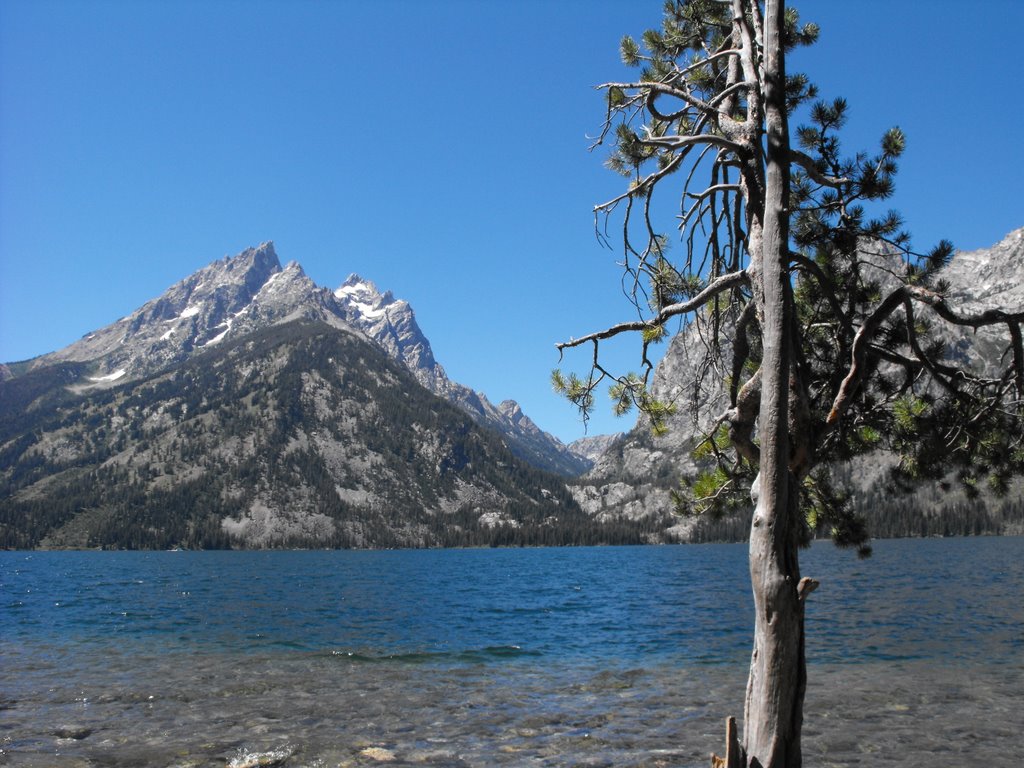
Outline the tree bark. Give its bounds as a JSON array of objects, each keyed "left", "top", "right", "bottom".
[{"left": 742, "top": 1, "right": 806, "bottom": 766}]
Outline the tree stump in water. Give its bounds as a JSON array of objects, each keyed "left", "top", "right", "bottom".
[{"left": 711, "top": 716, "right": 743, "bottom": 768}]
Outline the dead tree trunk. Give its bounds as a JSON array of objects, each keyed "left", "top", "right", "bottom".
[
  {"left": 744, "top": 1, "right": 805, "bottom": 766},
  {"left": 716, "top": 2, "right": 807, "bottom": 766}
]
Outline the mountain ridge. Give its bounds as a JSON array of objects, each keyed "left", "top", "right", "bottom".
[
  {"left": 334, "top": 274, "right": 589, "bottom": 476},
  {"left": 15, "top": 244, "right": 588, "bottom": 477},
  {"left": 2, "top": 318, "right": 626, "bottom": 549}
]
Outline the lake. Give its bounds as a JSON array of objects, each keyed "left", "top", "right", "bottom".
[{"left": 2, "top": 537, "right": 1022, "bottom": 767}]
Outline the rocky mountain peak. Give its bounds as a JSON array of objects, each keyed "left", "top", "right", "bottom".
[
  {"left": 334, "top": 272, "right": 606, "bottom": 476},
  {"left": 499, "top": 400, "right": 523, "bottom": 419},
  {"left": 335, "top": 275, "right": 404, "bottom": 320},
  {"left": 28, "top": 244, "right": 294, "bottom": 381},
  {"left": 226, "top": 240, "right": 278, "bottom": 270},
  {"left": 16, "top": 244, "right": 593, "bottom": 478},
  {"left": 335, "top": 277, "right": 589, "bottom": 476},
  {"left": 199, "top": 241, "right": 282, "bottom": 301},
  {"left": 335, "top": 274, "right": 438, "bottom": 377}
]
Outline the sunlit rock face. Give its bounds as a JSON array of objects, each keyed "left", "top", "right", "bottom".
[
  {"left": 30, "top": 243, "right": 349, "bottom": 382},
  {"left": 939, "top": 228, "right": 1024, "bottom": 373},
  {"left": 571, "top": 227, "right": 1024, "bottom": 534}
]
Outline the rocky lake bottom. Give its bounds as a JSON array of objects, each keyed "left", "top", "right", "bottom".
[{"left": 4, "top": 649, "right": 1020, "bottom": 767}]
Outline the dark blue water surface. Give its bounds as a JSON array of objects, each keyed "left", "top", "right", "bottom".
[
  {"left": 3, "top": 538, "right": 1021, "bottom": 665},
  {"left": 1, "top": 543, "right": 750, "bottom": 665},
  {"left": 1, "top": 538, "right": 1022, "bottom": 767}
]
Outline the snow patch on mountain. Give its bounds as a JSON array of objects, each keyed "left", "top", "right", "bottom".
[
  {"left": 335, "top": 278, "right": 390, "bottom": 320},
  {"left": 88, "top": 369, "right": 126, "bottom": 382}
]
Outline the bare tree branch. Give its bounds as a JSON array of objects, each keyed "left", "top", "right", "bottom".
[
  {"left": 598, "top": 76, "right": 746, "bottom": 125},
  {"left": 1009, "top": 322, "right": 1024, "bottom": 400},
  {"left": 788, "top": 149, "right": 850, "bottom": 187},
  {"left": 593, "top": 152, "right": 686, "bottom": 215},
  {"left": 905, "top": 285, "right": 1024, "bottom": 327},
  {"left": 826, "top": 287, "right": 909, "bottom": 425},
  {"left": 639, "top": 132, "right": 747, "bottom": 156},
  {"left": 902, "top": 298, "right": 963, "bottom": 400},
  {"left": 556, "top": 269, "right": 750, "bottom": 352},
  {"left": 726, "top": 365, "right": 762, "bottom": 466}
]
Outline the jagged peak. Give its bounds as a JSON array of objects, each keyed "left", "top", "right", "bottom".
[
  {"left": 499, "top": 400, "right": 523, "bottom": 417},
  {"left": 335, "top": 274, "right": 414, "bottom": 328},
  {"left": 336, "top": 273, "right": 410, "bottom": 306},
  {"left": 242, "top": 240, "right": 277, "bottom": 258},
  {"left": 336, "top": 273, "right": 380, "bottom": 297},
  {"left": 220, "top": 241, "right": 280, "bottom": 270},
  {"left": 959, "top": 225, "right": 1023, "bottom": 256}
]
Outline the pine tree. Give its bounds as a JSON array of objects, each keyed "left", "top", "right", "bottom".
[{"left": 556, "top": 2, "right": 1024, "bottom": 766}]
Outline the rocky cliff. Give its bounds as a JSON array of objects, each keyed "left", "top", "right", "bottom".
[{"left": 571, "top": 228, "right": 1024, "bottom": 540}]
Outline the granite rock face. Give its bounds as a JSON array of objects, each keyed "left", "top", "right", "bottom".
[
  {"left": 568, "top": 314, "right": 735, "bottom": 540},
  {"left": 939, "top": 228, "right": 1024, "bottom": 372},
  {"left": 942, "top": 228, "right": 1024, "bottom": 310},
  {"left": 571, "top": 227, "right": 1024, "bottom": 531},
  {"left": 566, "top": 433, "right": 622, "bottom": 466}
]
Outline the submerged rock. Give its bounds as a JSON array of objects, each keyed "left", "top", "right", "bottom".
[
  {"left": 53, "top": 724, "right": 93, "bottom": 740},
  {"left": 359, "top": 746, "right": 396, "bottom": 761},
  {"left": 226, "top": 745, "right": 293, "bottom": 768}
]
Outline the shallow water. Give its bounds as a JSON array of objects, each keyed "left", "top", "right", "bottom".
[{"left": 2, "top": 538, "right": 1022, "bottom": 766}]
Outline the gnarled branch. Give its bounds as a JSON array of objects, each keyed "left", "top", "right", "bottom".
[
  {"left": 556, "top": 269, "right": 750, "bottom": 352},
  {"left": 789, "top": 148, "right": 850, "bottom": 187},
  {"left": 827, "top": 283, "right": 1024, "bottom": 426}
]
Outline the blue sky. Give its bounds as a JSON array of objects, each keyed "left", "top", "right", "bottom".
[{"left": 2, "top": 1, "right": 1022, "bottom": 443}]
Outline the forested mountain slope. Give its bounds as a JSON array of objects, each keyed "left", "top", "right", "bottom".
[{"left": 0, "top": 320, "right": 653, "bottom": 549}]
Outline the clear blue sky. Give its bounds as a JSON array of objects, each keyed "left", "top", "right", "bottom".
[{"left": 2, "top": 1, "right": 1022, "bottom": 443}]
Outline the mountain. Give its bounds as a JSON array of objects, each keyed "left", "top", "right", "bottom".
[
  {"left": 334, "top": 275, "right": 589, "bottom": 476},
  {"left": 943, "top": 228, "right": 1024, "bottom": 310},
  {"left": 940, "top": 228, "right": 1024, "bottom": 372},
  {"left": 28, "top": 243, "right": 335, "bottom": 380},
  {"left": 0, "top": 243, "right": 630, "bottom": 550},
  {"left": 1, "top": 320, "right": 624, "bottom": 549},
  {"left": 567, "top": 433, "right": 623, "bottom": 465},
  {"left": 571, "top": 227, "right": 1024, "bottom": 541},
  {"left": 569, "top": 316, "right": 729, "bottom": 541},
  {"left": 21, "top": 244, "right": 586, "bottom": 477}
]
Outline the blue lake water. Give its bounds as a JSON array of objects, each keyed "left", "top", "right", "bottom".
[{"left": 2, "top": 538, "right": 1022, "bottom": 766}]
